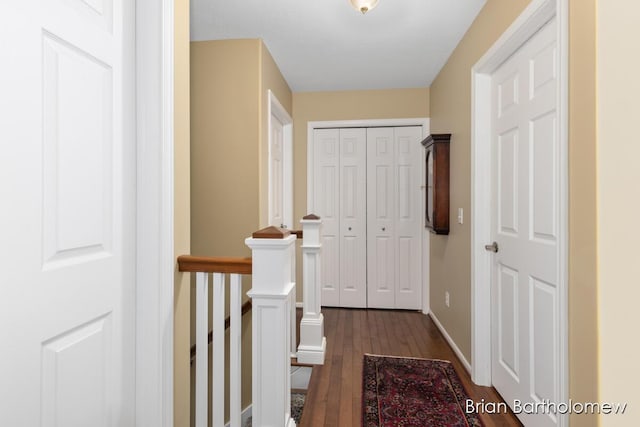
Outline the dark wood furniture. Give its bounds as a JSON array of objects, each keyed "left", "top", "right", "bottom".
[{"left": 421, "top": 134, "right": 451, "bottom": 235}]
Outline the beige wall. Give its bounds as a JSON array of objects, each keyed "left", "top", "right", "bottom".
[
  {"left": 568, "top": 0, "right": 599, "bottom": 421},
  {"left": 429, "top": 0, "right": 532, "bottom": 367},
  {"left": 259, "top": 42, "right": 293, "bottom": 227},
  {"left": 429, "top": 0, "right": 598, "bottom": 424},
  {"left": 190, "top": 39, "right": 292, "bottom": 420},
  {"left": 191, "top": 38, "right": 293, "bottom": 254},
  {"left": 191, "top": 38, "right": 260, "bottom": 419},
  {"left": 174, "top": 0, "right": 191, "bottom": 425},
  {"left": 191, "top": 39, "right": 261, "bottom": 258},
  {"left": 597, "top": 0, "right": 640, "bottom": 423}
]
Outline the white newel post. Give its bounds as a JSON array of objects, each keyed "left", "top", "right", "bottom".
[
  {"left": 246, "top": 227, "right": 297, "bottom": 427},
  {"left": 297, "top": 214, "right": 327, "bottom": 365}
]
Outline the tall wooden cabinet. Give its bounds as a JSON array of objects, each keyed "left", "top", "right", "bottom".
[
  {"left": 422, "top": 134, "right": 451, "bottom": 235},
  {"left": 312, "top": 126, "right": 423, "bottom": 309}
]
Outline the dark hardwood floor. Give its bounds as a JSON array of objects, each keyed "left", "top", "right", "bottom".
[{"left": 298, "top": 308, "right": 523, "bottom": 427}]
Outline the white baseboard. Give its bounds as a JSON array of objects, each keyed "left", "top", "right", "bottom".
[
  {"left": 295, "top": 301, "right": 303, "bottom": 309},
  {"left": 225, "top": 404, "right": 252, "bottom": 427},
  {"left": 428, "top": 311, "right": 472, "bottom": 374}
]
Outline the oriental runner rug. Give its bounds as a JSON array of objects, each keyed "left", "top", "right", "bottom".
[{"left": 362, "top": 354, "right": 484, "bottom": 427}]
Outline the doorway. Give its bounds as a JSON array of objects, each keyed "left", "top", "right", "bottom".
[
  {"left": 268, "top": 91, "right": 293, "bottom": 229},
  {"left": 471, "top": 1, "right": 568, "bottom": 426},
  {"left": 307, "top": 119, "right": 430, "bottom": 311}
]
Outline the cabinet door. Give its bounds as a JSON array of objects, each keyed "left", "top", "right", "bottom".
[{"left": 339, "top": 128, "right": 367, "bottom": 307}]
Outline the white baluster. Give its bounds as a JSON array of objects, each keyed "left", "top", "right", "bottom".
[
  {"left": 290, "top": 238, "right": 297, "bottom": 357},
  {"left": 195, "top": 272, "right": 209, "bottom": 427},
  {"left": 212, "top": 272, "right": 225, "bottom": 427},
  {"left": 290, "top": 276, "right": 297, "bottom": 358},
  {"left": 297, "top": 215, "right": 327, "bottom": 365},
  {"left": 230, "top": 273, "right": 242, "bottom": 427},
  {"left": 246, "top": 228, "right": 297, "bottom": 427}
]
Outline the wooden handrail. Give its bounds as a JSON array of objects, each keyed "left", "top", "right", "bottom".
[
  {"left": 179, "top": 255, "right": 253, "bottom": 364},
  {"left": 177, "top": 255, "right": 252, "bottom": 275},
  {"left": 291, "top": 229, "right": 303, "bottom": 239},
  {"left": 190, "top": 300, "right": 252, "bottom": 364}
]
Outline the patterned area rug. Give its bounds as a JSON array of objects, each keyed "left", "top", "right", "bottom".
[
  {"left": 362, "top": 354, "right": 484, "bottom": 427},
  {"left": 244, "top": 392, "right": 305, "bottom": 427}
]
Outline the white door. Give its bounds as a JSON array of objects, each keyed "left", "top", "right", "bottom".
[
  {"left": 338, "top": 128, "right": 367, "bottom": 307},
  {"left": 367, "top": 127, "right": 423, "bottom": 309},
  {"left": 269, "top": 114, "right": 285, "bottom": 227},
  {"left": 490, "top": 18, "right": 559, "bottom": 427},
  {"left": 268, "top": 93, "right": 293, "bottom": 229},
  {"left": 314, "top": 129, "right": 341, "bottom": 306},
  {"left": 313, "top": 128, "right": 367, "bottom": 308},
  {"left": 367, "top": 128, "right": 396, "bottom": 308},
  {"left": 0, "top": 2, "right": 135, "bottom": 426},
  {"left": 392, "top": 127, "right": 423, "bottom": 309}
]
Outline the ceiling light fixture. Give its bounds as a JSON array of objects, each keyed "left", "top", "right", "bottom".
[{"left": 349, "top": 0, "right": 379, "bottom": 14}]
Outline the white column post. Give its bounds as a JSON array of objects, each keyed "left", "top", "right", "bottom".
[
  {"left": 296, "top": 214, "right": 327, "bottom": 365},
  {"left": 245, "top": 227, "right": 297, "bottom": 427}
]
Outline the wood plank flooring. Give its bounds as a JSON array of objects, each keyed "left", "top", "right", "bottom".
[{"left": 298, "top": 308, "right": 523, "bottom": 427}]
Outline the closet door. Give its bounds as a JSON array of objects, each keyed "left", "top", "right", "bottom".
[
  {"left": 367, "top": 128, "right": 396, "bottom": 308},
  {"left": 367, "top": 127, "right": 423, "bottom": 309},
  {"left": 338, "top": 128, "right": 367, "bottom": 307},
  {"left": 313, "top": 129, "right": 341, "bottom": 306},
  {"left": 313, "top": 128, "right": 367, "bottom": 308},
  {"left": 393, "top": 127, "right": 423, "bottom": 309}
]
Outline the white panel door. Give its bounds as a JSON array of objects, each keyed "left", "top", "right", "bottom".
[
  {"left": 0, "top": 2, "right": 135, "bottom": 426},
  {"left": 314, "top": 129, "right": 341, "bottom": 306},
  {"left": 367, "top": 128, "right": 396, "bottom": 308},
  {"left": 367, "top": 127, "right": 423, "bottom": 309},
  {"left": 490, "top": 18, "right": 559, "bottom": 427},
  {"left": 268, "top": 96, "right": 293, "bottom": 230},
  {"left": 339, "top": 128, "right": 367, "bottom": 308},
  {"left": 269, "top": 114, "right": 285, "bottom": 228},
  {"left": 392, "top": 126, "right": 423, "bottom": 309}
]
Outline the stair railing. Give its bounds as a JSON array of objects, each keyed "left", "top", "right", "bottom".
[
  {"left": 177, "top": 215, "right": 326, "bottom": 427},
  {"left": 177, "top": 255, "right": 251, "bottom": 427}
]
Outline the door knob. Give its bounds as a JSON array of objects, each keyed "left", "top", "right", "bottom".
[
  {"left": 348, "top": 227, "right": 352, "bottom": 231},
  {"left": 382, "top": 227, "right": 386, "bottom": 231},
  {"left": 484, "top": 242, "right": 499, "bottom": 253}
]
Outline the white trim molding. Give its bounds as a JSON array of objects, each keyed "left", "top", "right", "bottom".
[
  {"left": 135, "top": 0, "right": 175, "bottom": 425},
  {"left": 470, "top": 1, "right": 568, "bottom": 426}
]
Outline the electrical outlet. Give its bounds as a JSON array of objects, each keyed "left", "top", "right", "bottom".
[{"left": 445, "top": 291, "right": 450, "bottom": 308}]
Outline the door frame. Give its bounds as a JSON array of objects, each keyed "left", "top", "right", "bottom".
[
  {"left": 136, "top": 0, "right": 175, "bottom": 425},
  {"left": 470, "top": 0, "right": 568, "bottom": 424},
  {"left": 268, "top": 90, "right": 294, "bottom": 228},
  {"left": 307, "top": 118, "right": 430, "bottom": 312}
]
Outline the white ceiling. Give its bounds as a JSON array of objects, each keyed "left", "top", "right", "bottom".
[{"left": 190, "top": 0, "right": 487, "bottom": 92}]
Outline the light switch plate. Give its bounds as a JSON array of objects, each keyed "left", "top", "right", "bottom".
[{"left": 457, "top": 208, "right": 464, "bottom": 224}]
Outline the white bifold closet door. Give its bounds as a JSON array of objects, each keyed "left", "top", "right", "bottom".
[
  {"left": 314, "top": 128, "right": 367, "bottom": 308},
  {"left": 367, "top": 127, "right": 423, "bottom": 309},
  {"left": 313, "top": 126, "right": 423, "bottom": 309}
]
